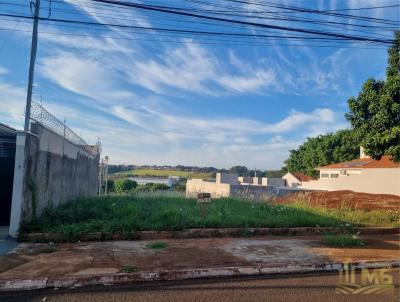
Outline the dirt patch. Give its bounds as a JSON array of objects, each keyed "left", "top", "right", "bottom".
[
  {"left": 276, "top": 190, "right": 400, "bottom": 210},
  {"left": 114, "top": 238, "right": 250, "bottom": 271}
]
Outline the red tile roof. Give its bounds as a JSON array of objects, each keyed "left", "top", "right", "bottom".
[
  {"left": 317, "top": 156, "right": 400, "bottom": 170},
  {"left": 291, "top": 172, "right": 316, "bottom": 182}
]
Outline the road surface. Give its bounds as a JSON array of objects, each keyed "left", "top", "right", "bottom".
[{"left": 2, "top": 269, "right": 399, "bottom": 302}]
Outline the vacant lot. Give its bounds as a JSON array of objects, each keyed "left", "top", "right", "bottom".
[
  {"left": 23, "top": 193, "right": 399, "bottom": 241},
  {"left": 116, "top": 169, "right": 212, "bottom": 179},
  {"left": 276, "top": 190, "right": 400, "bottom": 210}
]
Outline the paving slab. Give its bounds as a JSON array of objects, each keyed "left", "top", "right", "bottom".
[
  {"left": 0, "top": 234, "right": 398, "bottom": 292},
  {"left": 0, "top": 227, "right": 19, "bottom": 256}
]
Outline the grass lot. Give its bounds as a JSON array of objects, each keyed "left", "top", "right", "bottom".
[
  {"left": 116, "top": 169, "right": 212, "bottom": 179},
  {"left": 23, "top": 193, "right": 399, "bottom": 241}
]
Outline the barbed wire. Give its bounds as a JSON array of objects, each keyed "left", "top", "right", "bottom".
[{"left": 30, "top": 101, "right": 99, "bottom": 156}]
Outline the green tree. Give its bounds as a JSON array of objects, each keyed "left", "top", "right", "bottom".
[
  {"left": 150, "top": 183, "right": 170, "bottom": 191},
  {"left": 264, "top": 169, "right": 287, "bottom": 178},
  {"left": 114, "top": 179, "right": 137, "bottom": 193},
  {"left": 284, "top": 130, "right": 359, "bottom": 177},
  {"left": 105, "top": 179, "right": 115, "bottom": 193},
  {"left": 345, "top": 32, "right": 400, "bottom": 161},
  {"left": 229, "top": 166, "right": 249, "bottom": 176}
]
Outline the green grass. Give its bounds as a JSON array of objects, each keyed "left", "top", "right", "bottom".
[
  {"left": 116, "top": 169, "right": 212, "bottom": 179},
  {"left": 147, "top": 242, "right": 168, "bottom": 250},
  {"left": 23, "top": 194, "right": 400, "bottom": 242},
  {"left": 121, "top": 265, "right": 136, "bottom": 273},
  {"left": 323, "top": 234, "right": 366, "bottom": 247}
]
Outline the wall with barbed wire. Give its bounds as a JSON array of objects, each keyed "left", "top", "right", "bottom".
[{"left": 12, "top": 102, "right": 100, "bottom": 225}]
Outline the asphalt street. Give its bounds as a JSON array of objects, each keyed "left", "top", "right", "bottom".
[{"left": 1, "top": 269, "right": 399, "bottom": 302}]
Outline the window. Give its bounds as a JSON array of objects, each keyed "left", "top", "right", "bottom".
[
  {"left": 321, "top": 173, "right": 329, "bottom": 178},
  {"left": 330, "top": 173, "right": 339, "bottom": 178}
]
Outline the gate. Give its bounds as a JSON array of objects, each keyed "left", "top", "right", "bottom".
[{"left": 0, "top": 123, "right": 16, "bottom": 226}]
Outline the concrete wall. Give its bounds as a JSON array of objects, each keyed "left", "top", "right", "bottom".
[
  {"left": 216, "top": 173, "right": 239, "bottom": 185},
  {"left": 186, "top": 179, "right": 230, "bottom": 198},
  {"left": 9, "top": 124, "right": 99, "bottom": 237},
  {"left": 238, "top": 176, "right": 253, "bottom": 184},
  {"left": 230, "top": 184, "right": 275, "bottom": 200},
  {"left": 261, "top": 177, "right": 286, "bottom": 187},
  {"left": 301, "top": 168, "right": 400, "bottom": 196}
]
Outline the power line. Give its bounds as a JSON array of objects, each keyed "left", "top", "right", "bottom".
[
  {"left": 0, "top": 25, "right": 388, "bottom": 49},
  {"left": 83, "top": 0, "right": 394, "bottom": 44},
  {"left": 222, "top": 0, "right": 399, "bottom": 25},
  {"left": 0, "top": 12, "right": 388, "bottom": 43}
]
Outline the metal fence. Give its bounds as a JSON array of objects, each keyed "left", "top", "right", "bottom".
[{"left": 30, "top": 101, "right": 99, "bottom": 156}]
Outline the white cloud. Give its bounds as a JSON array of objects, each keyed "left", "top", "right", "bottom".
[
  {"left": 0, "top": 81, "right": 26, "bottom": 128},
  {"left": 0, "top": 66, "right": 9, "bottom": 75},
  {"left": 218, "top": 69, "right": 279, "bottom": 93},
  {"left": 39, "top": 52, "right": 136, "bottom": 103},
  {"left": 111, "top": 103, "right": 339, "bottom": 144},
  {"left": 127, "top": 43, "right": 280, "bottom": 94}
]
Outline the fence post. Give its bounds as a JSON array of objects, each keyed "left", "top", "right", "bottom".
[{"left": 62, "top": 118, "right": 66, "bottom": 157}]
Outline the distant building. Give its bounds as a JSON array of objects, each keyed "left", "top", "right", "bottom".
[
  {"left": 186, "top": 173, "right": 293, "bottom": 200},
  {"left": 282, "top": 172, "right": 316, "bottom": 188}
]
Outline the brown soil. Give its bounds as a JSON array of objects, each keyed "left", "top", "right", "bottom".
[{"left": 275, "top": 190, "right": 400, "bottom": 210}]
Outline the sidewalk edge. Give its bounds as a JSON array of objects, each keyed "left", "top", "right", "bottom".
[{"left": 1, "top": 260, "right": 399, "bottom": 292}]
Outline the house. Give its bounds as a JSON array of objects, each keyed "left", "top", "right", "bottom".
[
  {"left": 299, "top": 149, "right": 400, "bottom": 196},
  {"left": 282, "top": 172, "right": 316, "bottom": 188}
]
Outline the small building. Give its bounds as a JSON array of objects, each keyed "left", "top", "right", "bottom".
[
  {"left": 186, "top": 173, "right": 275, "bottom": 200},
  {"left": 261, "top": 177, "right": 286, "bottom": 187},
  {"left": 186, "top": 173, "right": 299, "bottom": 200},
  {"left": 300, "top": 153, "right": 400, "bottom": 196},
  {"left": 282, "top": 172, "right": 316, "bottom": 188}
]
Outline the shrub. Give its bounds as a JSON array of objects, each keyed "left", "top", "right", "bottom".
[
  {"left": 173, "top": 183, "right": 186, "bottom": 192},
  {"left": 115, "top": 179, "right": 137, "bottom": 193},
  {"left": 106, "top": 179, "right": 115, "bottom": 193},
  {"left": 151, "top": 183, "right": 170, "bottom": 191},
  {"left": 323, "top": 234, "right": 366, "bottom": 247},
  {"left": 144, "top": 183, "right": 170, "bottom": 191}
]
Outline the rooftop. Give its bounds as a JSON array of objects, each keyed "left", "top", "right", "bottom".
[
  {"left": 0, "top": 123, "right": 17, "bottom": 137},
  {"left": 291, "top": 172, "right": 316, "bottom": 182},
  {"left": 317, "top": 156, "right": 400, "bottom": 170}
]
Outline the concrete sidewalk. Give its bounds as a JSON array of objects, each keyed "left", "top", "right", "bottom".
[
  {"left": 0, "top": 227, "right": 19, "bottom": 256},
  {"left": 0, "top": 234, "right": 399, "bottom": 291}
]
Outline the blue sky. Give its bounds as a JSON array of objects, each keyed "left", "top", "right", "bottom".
[{"left": 0, "top": 0, "right": 397, "bottom": 169}]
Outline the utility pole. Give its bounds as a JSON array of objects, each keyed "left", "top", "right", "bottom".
[
  {"left": 24, "top": 0, "right": 41, "bottom": 131},
  {"left": 99, "top": 158, "right": 103, "bottom": 196},
  {"left": 104, "top": 156, "right": 109, "bottom": 195}
]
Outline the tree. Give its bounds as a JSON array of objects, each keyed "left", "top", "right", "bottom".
[
  {"left": 345, "top": 32, "right": 400, "bottom": 161},
  {"left": 151, "top": 183, "right": 170, "bottom": 191},
  {"left": 264, "top": 169, "right": 287, "bottom": 178},
  {"left": 114, "top": 179, "right": 137, "bottom": 193},
  {"left": 284, "top": 130, "right": 359, "bottom": 177},
  {"left": 229, "top": 166, "right": 249, "bottom": 176}
]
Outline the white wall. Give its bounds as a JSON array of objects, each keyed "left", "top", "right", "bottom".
[
  {"left": 301, "top": 168, "right": 400, "bottom": 196},
  {"left": 186, "top": 179, "right": 231, "bottom": 198},
  {"left": 282, "top": 173, "right": 300, "bottom": 188}
]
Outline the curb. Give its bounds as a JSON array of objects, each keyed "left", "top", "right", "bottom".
[
  {"left": 1, "top": 260, "right": 399, "bottom": 292},
  {"left": 25, "top": 227, "right": 400, "bottom": 243}
]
